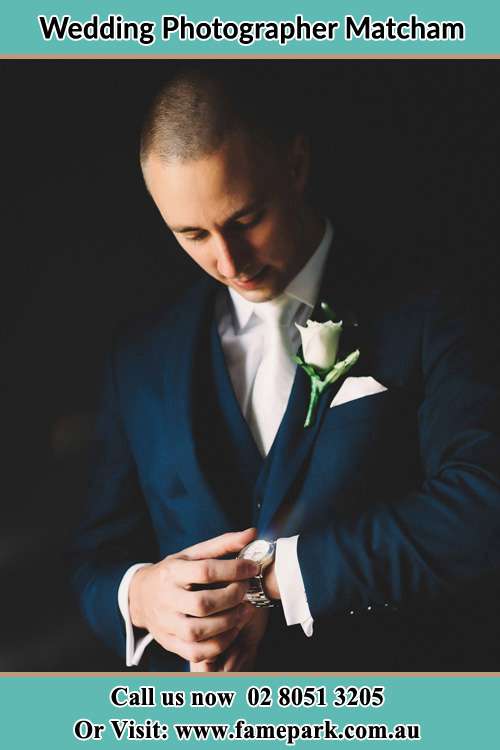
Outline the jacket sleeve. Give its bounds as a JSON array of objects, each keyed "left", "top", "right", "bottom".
[
  {"left": 70, "top": 346, "right": 158, "bottom": 657},
  {"left": 298, "top": 292, "right": 500, "bottom": 617}
]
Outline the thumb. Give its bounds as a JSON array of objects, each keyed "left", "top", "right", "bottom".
[{"left": 181, "top": 528, "right": 257, "bottom": 560}]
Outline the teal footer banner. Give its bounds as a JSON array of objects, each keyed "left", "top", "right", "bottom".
[{"left": 1, "top": 675, "right": 498, "bottom": 748}]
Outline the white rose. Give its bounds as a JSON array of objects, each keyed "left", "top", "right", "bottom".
[{"left": 295, "top": 319, "right": 343, "bottom": 371}]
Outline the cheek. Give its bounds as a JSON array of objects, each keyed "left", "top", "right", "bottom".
[
  {"left": 251, "top": 215, "right": 290, "bottom": 262},
  {"left": 258, "top": 218, "right": 295, "bottom": 266}
]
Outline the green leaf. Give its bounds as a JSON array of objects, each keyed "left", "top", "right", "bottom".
[
  {"left": 323, "top": 349, "right": 360, "bottom": 385},
  {"left": 323, "top": 368, "right": 343, "bottom": 386},
  {"left": 344, "top": 349, "right": 361, "bottom": 367}
]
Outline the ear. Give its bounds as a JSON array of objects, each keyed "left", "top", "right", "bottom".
[{"left": 287, "top": 133, "right": 310, "bottom": 194}]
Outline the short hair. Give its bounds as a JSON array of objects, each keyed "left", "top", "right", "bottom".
[{"left": 140, "top": 63, "right": 305, "bottom": 165}]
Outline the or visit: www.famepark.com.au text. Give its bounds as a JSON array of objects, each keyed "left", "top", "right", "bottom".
[{"left": 170, "top": 718, "right": 421, "bottom": 743}]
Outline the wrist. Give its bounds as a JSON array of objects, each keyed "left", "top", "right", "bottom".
[
  {"left": 263, "top": 560, "right": 280, "bottom": 601},
  {"left": 128, "top": 565, "right": 152, "bottom": 629}
]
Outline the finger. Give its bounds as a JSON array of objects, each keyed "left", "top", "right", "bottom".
[
  {"left": 180, "top": 528, "right": 257, "bottom": 560},
  {"left": 173, "top": 604, "right": 252, "bottom": 643},
  {"left": 221, "top": 640, "right": 257, "bottom": 672},
  {"left": 156, "top": 604, "right": 249, "bottom": 642},
  {"left": 176, "top": 581, "right": 249, "bottom": 617},
  {"left": 169, "top": 557, "right": 259, "bottom": 587},
  {"left": 232, "top": 648, "right": 258, "bottom": 673},
  {"left": 158, "top": 628, "right": 240, "bottom": 664},
  {"left": 222, "top": 643, "right": 241, "bottom": 672}
]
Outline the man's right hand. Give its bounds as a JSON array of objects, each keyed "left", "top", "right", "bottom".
[{"left": 128, "top": 528, "right": 259, "bottom": 664}]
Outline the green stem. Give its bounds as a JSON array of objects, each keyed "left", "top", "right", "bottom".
[{"left": 304, "top": 379, "right": 322, "bottom": 427}]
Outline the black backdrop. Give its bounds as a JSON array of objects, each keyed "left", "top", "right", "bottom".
[{"left": 2, "top": 60, "right": 499, "bottom": 670}]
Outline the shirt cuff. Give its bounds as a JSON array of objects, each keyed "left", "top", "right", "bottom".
[
  {"left": 275, "top": 536, "right": 314, "bottom": 637},
  {"left": 118, "top": 563, "right": 154, "bottom": 667}
]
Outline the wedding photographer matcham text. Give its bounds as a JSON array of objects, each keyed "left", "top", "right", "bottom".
[{"left": 37, "top": 14, "right": 466, "bottom": 47}]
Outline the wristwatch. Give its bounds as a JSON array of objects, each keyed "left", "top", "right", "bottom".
[{"left": 237, "top": 539, "right": 277, "bottom": 607}]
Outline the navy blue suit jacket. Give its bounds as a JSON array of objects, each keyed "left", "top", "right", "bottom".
[{"left": 71, "top": 245, "right": 500, "bottom": 670}]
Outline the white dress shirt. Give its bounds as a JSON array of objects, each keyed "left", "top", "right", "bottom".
[{"left": 118, "top": 219, "right": 333, "bottom": 667}]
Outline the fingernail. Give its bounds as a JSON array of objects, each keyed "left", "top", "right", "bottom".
[{"left": 247, "top": 561, "right": 260, "bottom": 575}]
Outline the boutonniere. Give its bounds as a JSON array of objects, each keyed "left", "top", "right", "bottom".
[{"left": 294, "top": 302, "right": 360, "bottom": 427}]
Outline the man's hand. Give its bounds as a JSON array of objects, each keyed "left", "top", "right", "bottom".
[
  {"left": 223, "top": 607, "right": 270, "bottom": 671},
  {"left": 129, "top": 528, "right": 259, "bottom": 664},
  {"left": 190, "top": 560, "right": 279, "bottom": 672},
  {"left": 191, "top": 607, "right": 269, "bottom": 672}
]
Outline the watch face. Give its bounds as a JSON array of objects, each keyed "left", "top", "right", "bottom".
[{"left": 239, "top": 540, "right": 274, "bottom": 565}]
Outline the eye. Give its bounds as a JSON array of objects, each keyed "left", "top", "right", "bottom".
[
  {"left": 183, "top": 230, "right": 208, "bottom": 243},
  {"left": 233, "top": 209, "right": 265, "bottom": 230}
]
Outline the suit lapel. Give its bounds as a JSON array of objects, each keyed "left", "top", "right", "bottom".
[
  {"left": 209, "top": 317, "right": 263, "bottom": 487},
  {"left": 258, "top": 232, "right": 364, "bottom": 535},
  {"left": 204, "top": 316, "right": 262, "bottom": 528},
  {"left": 162, "top": 278, "right": 234, "bottom": 534}
]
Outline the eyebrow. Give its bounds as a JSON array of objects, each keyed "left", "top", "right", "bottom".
[{"left": 169, "top": 199, "right": 263, "bottom": 234}]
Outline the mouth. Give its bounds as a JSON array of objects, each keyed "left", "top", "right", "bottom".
[{"left": 231, "top": 266, "right": 269, "bottom": 290}]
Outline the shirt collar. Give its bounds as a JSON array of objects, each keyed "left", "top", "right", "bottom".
[{"left": 229, "top": 218, "right": 333, "bottom": 332}]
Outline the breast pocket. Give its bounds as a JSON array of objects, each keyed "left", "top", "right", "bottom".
[
  {"left": 327, "top": 388, "right": 406, "bottom": 428},
  {"left": 308, "top": 388, "right": 422, "bottom": 514}
]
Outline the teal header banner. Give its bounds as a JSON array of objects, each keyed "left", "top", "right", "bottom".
[
  {"left": 0, "top": 0, "right": 499, "bottom": 55},
  {"left": 1, "top": 675, "right": 499, "bottom": 748}
]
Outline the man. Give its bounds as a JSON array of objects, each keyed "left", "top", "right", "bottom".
[{"left": 71, "top": 65, "right": 500, "bottom": 671}]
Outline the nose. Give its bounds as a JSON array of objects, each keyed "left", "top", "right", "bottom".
[{"left": 214, "top": 234, "right": 242, "bottom": 279}]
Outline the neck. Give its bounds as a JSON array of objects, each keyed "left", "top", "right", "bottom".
[{"left": 293, "top": 206, "right": 326, "bottom": 275}]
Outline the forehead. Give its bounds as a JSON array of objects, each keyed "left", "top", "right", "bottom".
[{"left": 143, "top": 132, "right": 281, "bottom": 228}]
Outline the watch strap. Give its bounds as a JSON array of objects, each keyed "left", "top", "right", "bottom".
[{"left": 246, "top": 573, "right": 277, "bottom": 608}]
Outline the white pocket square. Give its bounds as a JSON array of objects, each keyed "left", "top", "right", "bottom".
[{"left": 330, "top": 376, "right": 388, "bottom": 409}]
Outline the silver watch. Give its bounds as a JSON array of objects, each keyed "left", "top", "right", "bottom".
[{"left": 237, "top": 539, "right": 277, "bottom": 607}]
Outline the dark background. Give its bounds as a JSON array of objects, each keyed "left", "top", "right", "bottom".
[{"left": 1, "top": 60, "right": 499, "bottom": 670}]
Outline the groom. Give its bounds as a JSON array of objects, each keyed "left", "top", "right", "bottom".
[{"left": 71, "top": 65, "right": 500, "bottom": 671}]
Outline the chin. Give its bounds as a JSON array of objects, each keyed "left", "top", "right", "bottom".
[
  {"left": 235, "top": 286, "right": 280, "bottom": 303},
  {"left": 225, "top": 266, "right": 287, "bottom": 302}
]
